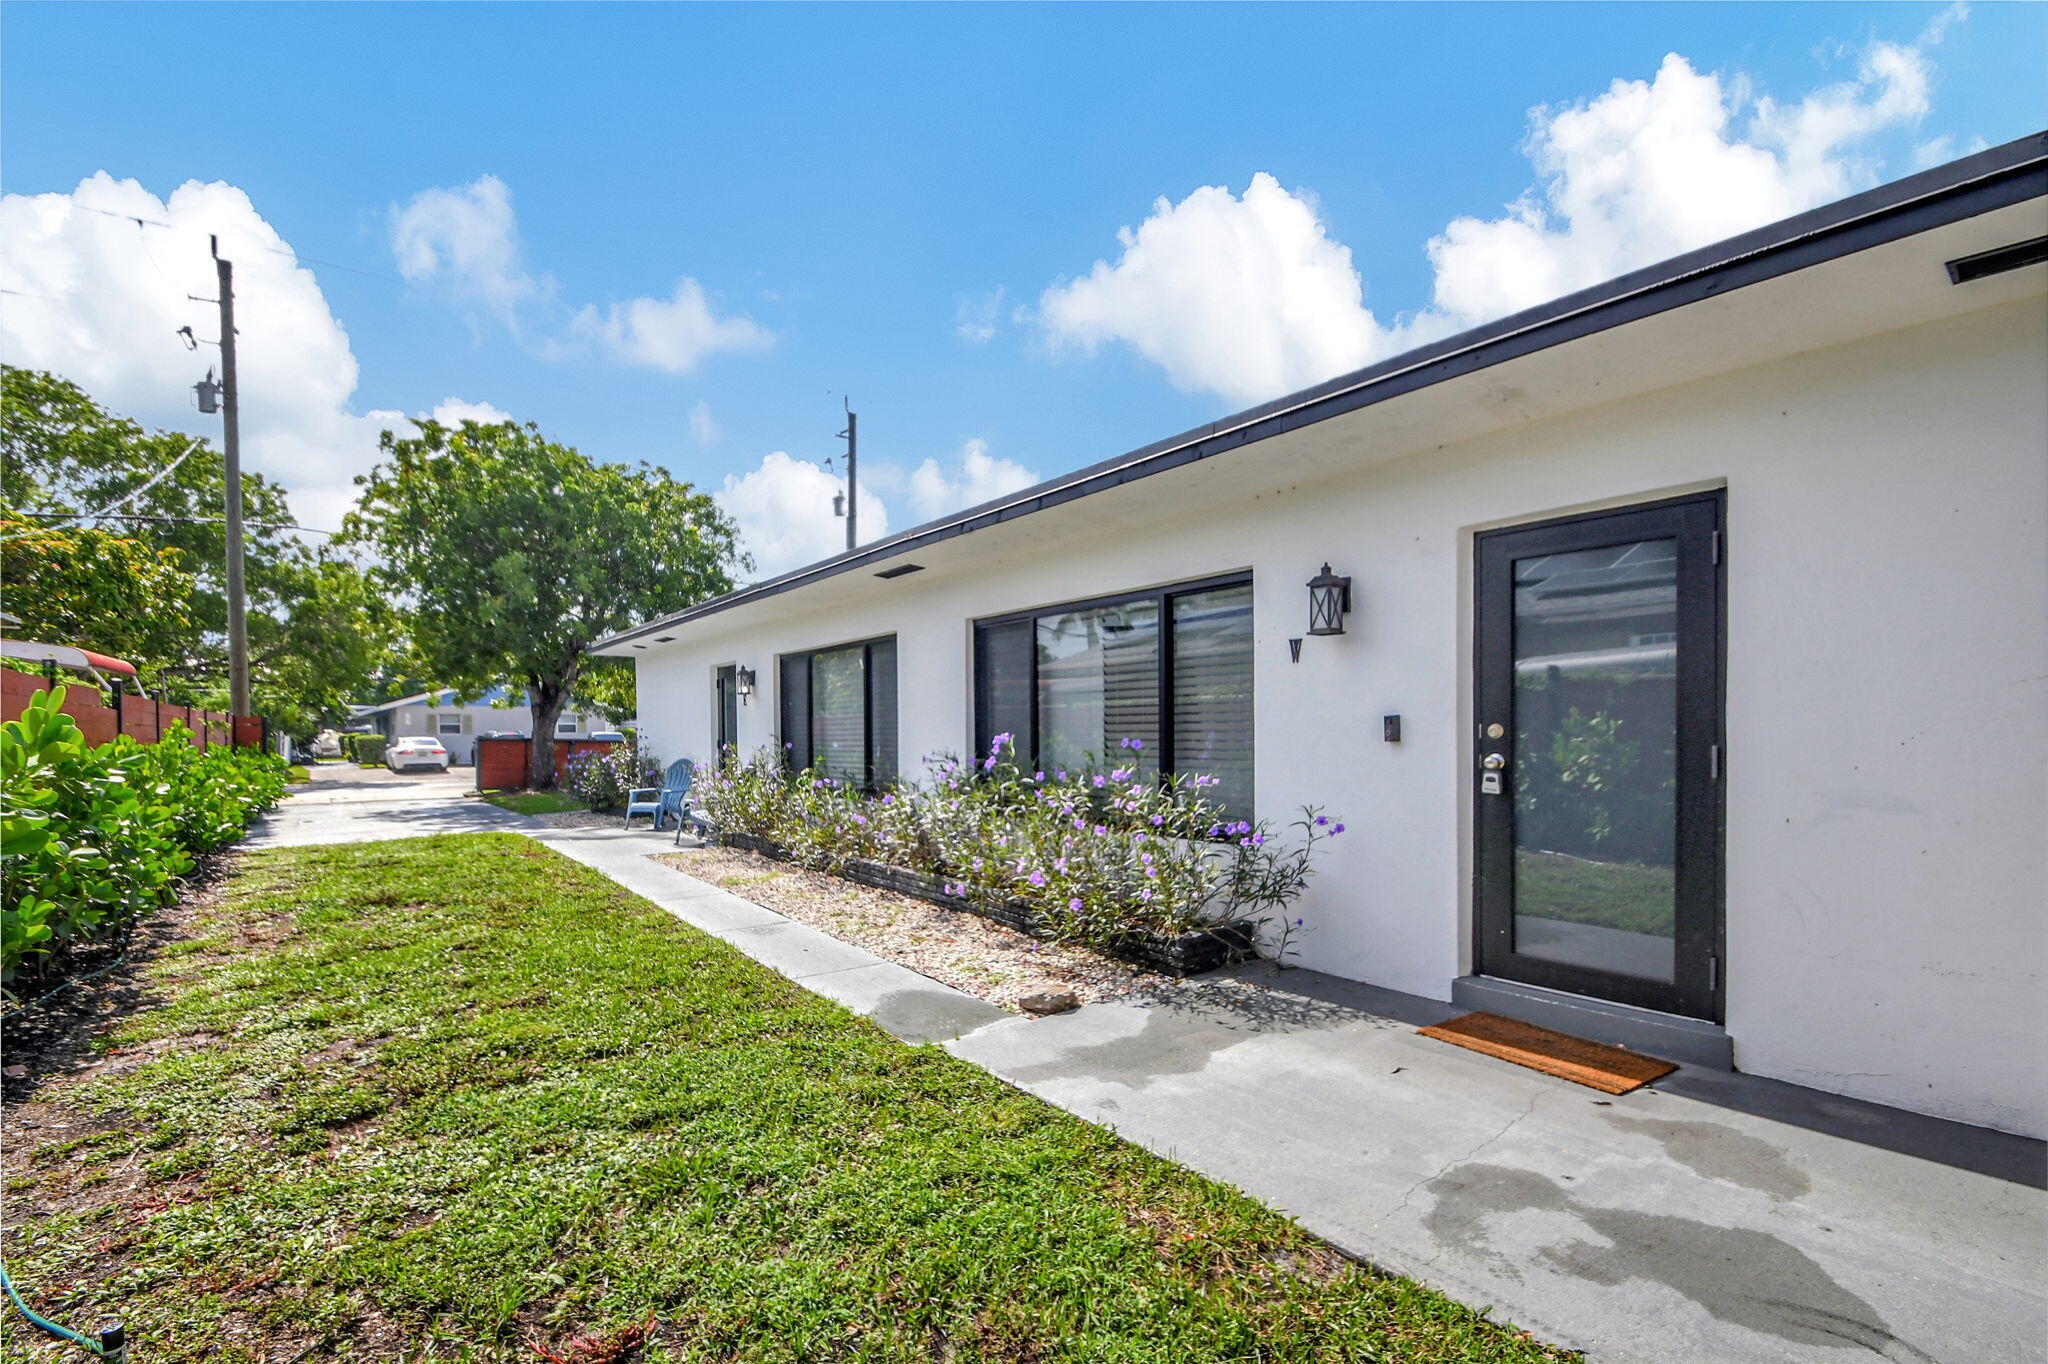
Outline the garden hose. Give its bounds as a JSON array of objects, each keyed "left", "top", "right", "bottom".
[
  {"left": 0, "top": 1260, "right": 124, "bottom": 1360},
  {"left": 0, "top": 935, "right": 135, "bottom": 1023}
]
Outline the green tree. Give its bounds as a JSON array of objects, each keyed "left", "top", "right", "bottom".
[
  {"left": 1, "top": 368, "right": 393, "bottom": 735},
  {"left": 343, "top": 419, "right": 742, "bottom": 787},
  {"left": 0, "top": 515, "right": 198, "bottom": 671}
]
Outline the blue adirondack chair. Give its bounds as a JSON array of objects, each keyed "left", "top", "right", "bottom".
[{"left": 625, "top": 758, "right": 693, "bottom": 830}]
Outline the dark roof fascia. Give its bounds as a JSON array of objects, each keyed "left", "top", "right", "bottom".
[{"left": 597, "top": 131, "right": 2048, "bottom": 652}]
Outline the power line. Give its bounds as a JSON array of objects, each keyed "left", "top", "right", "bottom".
[
  {"left": 67, "top": 199, "right": 404, "bottom": 285},
  {"left": 0, "top": 436, "right": 207, "bottom": 542},
  {"left": 9, "top": 511, "right": 338, "bottom": 536}
]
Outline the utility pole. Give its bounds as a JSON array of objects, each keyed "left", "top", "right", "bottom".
[
  {"left": 213, "top": 236, "right": 251, "bottom": 718},
  {"left": 840, "top": 406, "right": 858, "bottom": 552}
]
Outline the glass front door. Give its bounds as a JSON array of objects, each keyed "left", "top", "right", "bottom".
[{"left": 1474, "top": 493, "right": 1723, "bottom": 1020}]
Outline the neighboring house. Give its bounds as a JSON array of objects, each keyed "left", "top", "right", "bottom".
[
  {"left": 349, "top": 686, "right": 613, "bottom": 764},
  {"left": 597, "top": 135, "right": 2048, "bottom": 1140}
]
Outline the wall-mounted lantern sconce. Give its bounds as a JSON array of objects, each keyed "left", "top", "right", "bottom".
[
  {"left": 1306, "top": 563, "right": 1352, "bottom": 636},
  {"left": 735, "top": 666, "right": 757, "bottom": 704}
]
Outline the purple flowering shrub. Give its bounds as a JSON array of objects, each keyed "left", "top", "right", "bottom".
[
  {"left": 696, "top": 734, "right": 1343, "bottom": 952},
  {"left": 562, "top": 742, "right": 663, "bottom": 811}
]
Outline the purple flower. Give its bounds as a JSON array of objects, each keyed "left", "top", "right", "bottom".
[
  {"left": 1056, "top": 770, "right": 1068, "bottom": 781},
  {"left": 983, "top": 756, "right": 997, "bottom": 772},
  {"left": 1028, "top": 870, "right": 1046, "bottom": 887},
  {"left": 1034, "top": 771, "right": 1045, "bottom": 782},
  {"left": 1140, "top": 888, "right": 1154, "bottom": 902},
  {"left": 1068, "top": 897, "right": 1082, "bottom": 911},
  {"left": 1092, "top": 775, "right": 1107, "bottom": 788},
  {"left": 881, "top": 794, "right": 894, "bottom": 804},
  {"left": 1314, "top": 815, "right": 1328, "bottom": 827},
  {"left": 1332, "top": 823, "right": 1346, "bottom": 834},
  {"left": 1150, "top": 814, "right": 1165, "bottom": 827},
  {"left": 1094, "top": 825, "right": 1107, "bottom": 836},
  {"left": 1110, "top": 768, "right": 1131, "bottom": 782},
  {"left": 1129, "top": 738, "right": 1144, "bottom": 751}
]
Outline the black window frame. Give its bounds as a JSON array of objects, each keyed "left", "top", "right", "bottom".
[
  {"left": 777, "top": 634, "right": 899, "bottom": 790},
  {"left": 973, "top": 572, "right": 1253, "bottom": 811}
]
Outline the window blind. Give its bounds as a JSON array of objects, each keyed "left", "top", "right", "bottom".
[
  {"left": 971, "top": 575, "right": 1253, "bottom": 818},
  {"left": 1171, "top": 584, "right": 1254, "bottom": 818},
  {"left": 778, "top": 637, "right": 897, "bottom": 788}
]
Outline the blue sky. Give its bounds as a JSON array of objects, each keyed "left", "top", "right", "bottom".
[{"left": 3, "top": 2, "right": 2043, "bottom": 575}]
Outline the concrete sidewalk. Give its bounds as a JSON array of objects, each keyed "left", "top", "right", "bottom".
[
  {"left": 247, "top": 764, "right": 537, "bottom": 847},
  {"left": 948, "top": 967, "right": 2047, "bottom": 1363},
  {"left": 247, "top": 784, "right": 2048, "bottom": 1362},
  {"left": 527, "top": 822, "right": 1008, "bottom": 1046}
]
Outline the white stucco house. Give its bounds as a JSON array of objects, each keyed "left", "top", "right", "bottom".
[
  {"left": 596, "top": 135, "right": 2048, "bottom": 1139},
  {"left": 349, "top": 686, "right": 615, "bottom": 765}
]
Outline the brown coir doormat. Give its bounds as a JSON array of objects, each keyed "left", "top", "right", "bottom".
[{"left": 1417, "top": 1012, "right": 1678, "bottom": 1094}]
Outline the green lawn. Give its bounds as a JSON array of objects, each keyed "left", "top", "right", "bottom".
[
  {"left": 480, "top": 790, "right": 588, "bottom": 815},
  {"left": 286, "top": 764, "right": 312, "bottom": 784},
  {"left": 3, "top": 835, "right": 1570, "bottom": 1363}
]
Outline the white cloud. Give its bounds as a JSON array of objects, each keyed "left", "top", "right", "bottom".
[
  {"left": 908, "top": 439, "right": 1038, "bottom": 521},
  {"left": 1, "top": 174, "right": 383, "bottom": 532},
  {"left": 716, "top": 450, "right": 889, "bottom": 580},
  {"left": 955, "top": 287, "right": 1005, "bottom": 343},
  {"left": 689, "top": 400, "right": 720, "bottom": 446},
  {"left": 571, "top": 280, "right": 772, "bottom": 375},
  {"left": 1039, "top": 173, "right": 1386, "bottom": 406},
  {"left": 1041, "top": 29, "right": 1948, "bottom": 406},
  {"left": 1426, "top": 44, "right": 1931, "bottom": 321},
  {"left": 425, "top": 397, "right": 514, "bottom": 427},
  {"left": 0, "top": 173, "right": 520, "bottom": 534},
  {"left": 389, "top": 173, "right": 543, "bottom": 325},
  {"left": 390, "top": 175, "right": 772, "bottom": 374}
]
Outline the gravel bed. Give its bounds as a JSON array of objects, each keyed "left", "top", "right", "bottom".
[
  {"left": 657, "top": 847, "right": 1185, "bottom": 1012},
  {"left": 531, "top": 809, "right": 622, "bottom": 829}
]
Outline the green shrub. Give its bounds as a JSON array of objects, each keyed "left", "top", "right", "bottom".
[
  {"left": 2, "top": 686, "right": 290, "bottom": 991},
  {"left": 337, "top": 733, "right": 386, "bottom": 766},
  {"left": 695, "top": 736, "right": 1342, "bottom": 953}
]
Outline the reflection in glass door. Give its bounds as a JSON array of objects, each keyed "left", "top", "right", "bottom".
[{"left": 1475, "top": 495, "right": 1723, "bottom": 1020}]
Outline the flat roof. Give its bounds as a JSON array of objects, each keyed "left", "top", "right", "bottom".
[{"left": 595, "top": 131, "right": 2048, "bottom": 653}]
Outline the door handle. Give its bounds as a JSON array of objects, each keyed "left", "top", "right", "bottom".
[
  {"left": 1481, "top": 752, "right": 1507, "bottom": 770},
  {"left": 1480, "top": 751, "right": 1507, "bottom": 796}
]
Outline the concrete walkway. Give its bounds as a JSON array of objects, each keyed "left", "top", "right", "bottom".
[
  {"left": 247, "top": 764, "right": 536, "bottom": 846},
  {"left": 948, "top": 968, "right": 2047, "bottom": 1364},
  {"left": 247, "top": 777, "right": 2048, "bottom": 1362}
]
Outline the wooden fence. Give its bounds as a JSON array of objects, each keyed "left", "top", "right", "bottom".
[
  {"left": 2, "top": 665, "right": 255, "bottom": 750},
  {"left": 475, "top": 735, "right": 621, "bottom": 791}
]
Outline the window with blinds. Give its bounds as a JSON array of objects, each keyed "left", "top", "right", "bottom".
[
  {"left": 778, "top": 636, "right": 898, "bottom": 788},
  {"left": 974, "top": 576, "right": 1253, "bottom": 817}
]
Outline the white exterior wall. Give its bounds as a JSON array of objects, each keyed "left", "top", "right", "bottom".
[{"left": 633, "top": 295, "right": 2047, "bottom": 1137}]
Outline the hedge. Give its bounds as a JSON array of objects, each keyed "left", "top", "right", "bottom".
[{"left": 1, "top": 685, "right": 290, "bottom": 992}]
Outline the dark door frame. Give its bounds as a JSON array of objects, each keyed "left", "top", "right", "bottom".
[{"left": 1472, "top": 490, "right": 1726, "bottom": 1022}]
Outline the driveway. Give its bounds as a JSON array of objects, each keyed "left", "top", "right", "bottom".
[{"left": 246, "top": 762, "right": 539, "bottom": 846}]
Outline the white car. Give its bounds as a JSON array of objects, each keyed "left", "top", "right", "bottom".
[{"left": 386, "top": 737, "right": 451, "bottom": 772}]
